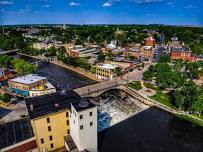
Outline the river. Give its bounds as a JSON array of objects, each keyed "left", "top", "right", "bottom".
[
  {"left": 97, "top": 90, "right": 203, "bottom": 152},
  {"left": 8, "top": 53, "right": 97, "bottom": 90}
]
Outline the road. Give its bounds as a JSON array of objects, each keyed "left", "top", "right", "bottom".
[{"left": 74, "top": 63, "right": 151, "bottom": 96}]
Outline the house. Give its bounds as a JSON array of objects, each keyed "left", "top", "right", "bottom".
[
  {"left": 145, "top": 36, "right": 156, "bottom": 47},
  {"left": 0, "top": 68, "right": 14, "bottom": 84},
  {"left": 170, "top": 49, "right": 197, "bottom": 62}
]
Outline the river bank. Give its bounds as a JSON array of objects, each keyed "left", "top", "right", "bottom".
[
  {"left": 17, "top": 53, "right": 102, "bottom": 82},
  {"left": 127, "top": 83, "right": 203, "bottom": 127}
]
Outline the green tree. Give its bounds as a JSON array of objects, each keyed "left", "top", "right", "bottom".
[
  {"left": 158, "top": 55, "right": 170, "bottom": 63},
  {"left": 172, "top": 90, "right": 184, "bottom": 109},
  {"left": 114, "top": 67, "right": 122, "bottom": 76},
  {"left": 192, "top": 92, "right": 203, "bottom": 117},
  {"left": 1, "top": 93, "right": 11, "bottom": 103},
  {"left": 97, "top": 52, "right": 106, "bottom": 62}
]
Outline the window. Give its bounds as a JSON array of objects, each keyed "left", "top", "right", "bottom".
[
  {"left": 50, "top": 143, "right": 54, "bottom": 148},
  {"left": 49, "top": 135, "right": 52, "bottom": 141},
  {"left": 80, "top": 115, "right": 83, "bottom": 119},
  {"left": 41, "top": 138, "right": 44, "bottom": 144},
  {"left": 47, "top": 118, "right": 50, "bottom": 123},
  {"left": 66, "top": 112, "right": 69, "bottom": 117},
  {"left": 48, "top": 126, "right": 51, "bottom": 132},
  {"left": 80, "top": 125, "right": 83, "bottom": 130},
  {"left": 67, "top": 129, "right": 70, "bottom": 134},
  {"left": 66, "top": 120, "right": 69, "bottom": 125},
  {"left": 90, "top": 112, "right": 93, "bottom": 116},
  {"left": 90, "top": 122, "right": 93, "bottom": 126}
]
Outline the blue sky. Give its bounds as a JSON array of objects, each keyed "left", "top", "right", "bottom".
[{"left": 0, "top": 0, "right": 202, "bottom": 25}]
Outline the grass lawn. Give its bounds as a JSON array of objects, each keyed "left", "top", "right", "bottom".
[
  {"left": 150, "top": 91, "right": 176, "bottom": 109},
  {"left": 127, "top": 81, "right": 142, "bottom": 90},
  {"left": 191, "top": 114, "right": 203, "bottom": 121},
  {"left": 176, "top": 114, "right": 203, "bottom": 127}
]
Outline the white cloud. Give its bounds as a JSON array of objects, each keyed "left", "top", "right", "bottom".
[
  {"left": 145, "top": 13, "right": 153, "bottom": 16},
  {"left": 166, "top": 2, "right": 175, "bottom": 7},
  {"left": 43, "top": 4, "right": 51, "bottom": 8},
  {"left": 184, "top": 5, "right": 197, "bottom": 9},
  {"left": 0, "top": 1, "right": 13, "bottom": 5},
  {"left": 103, "top": 2, "right": 112, "bottom": 7},
  {"left": 133, "top": 0, "right": 163, "bottom": 4},
  {"left": 69, "top": 2, "right": 80, "bottom": 6},
  {"left": 166, "top": 2, "right": 172, "bottom": 5}
]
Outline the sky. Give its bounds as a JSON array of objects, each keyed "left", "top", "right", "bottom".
[{"left": 0, "top": 0, "right": 202, "bottom": 26}]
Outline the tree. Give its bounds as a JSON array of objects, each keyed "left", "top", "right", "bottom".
[
  {"left": 11, "top": 58, "right": 37, "bottom": 75},
  {"left": 97, "top": 52, "right": 105, "bottom": 62},
  {"left": 90, "top": 66, "right": 96, "bottom": 73},
  {"left": 114, "top": 67, "right": 122, "bottom": 76},
  {"left": 192, "top": 92, "right": 203, "bottom": 117},
  {"left": 1, "top": 93, "right": 11, "bottom": 103},
  {"left": 181, "top": 80, "right": 198, "bottom": 111},
  {"left": 143, "top": 70, "right": 153, "bottom": 81},
  {"left": 158, "top": 55, "right": 170, "bottom": 63},
  {"left": 172, "top": 90, "right": 184, "bottom": 110}
]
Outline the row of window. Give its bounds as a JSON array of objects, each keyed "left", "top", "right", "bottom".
[
  {"left": 71, "top": 110, "right": 93, "bottom": 119},
  {"left": 96, "top": 68, "right": 110, "bottom": 73},
  {"left": 46, "top": 112, "right": 69, "bottom": 124},
  {"left": 79, "top": 111, "right": 93, "bottom": 120},
  {"left": 41, "top": 135, "right": 52, "bottom": 144},
  {"left": 96, "top": 73, "right": 110, "bottom": 78},
  {"left": 80, "top": 121, "right": 93, "bottom": 130}
]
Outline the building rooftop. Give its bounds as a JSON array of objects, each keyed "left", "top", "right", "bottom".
[
  {"left": 72, "top": 98, "right": 96, "bottom": 112},
  {"left": 30, "top": 82, "right": 55, "bottom": 91},
  {"left": 0, "top": 117, "right": 34, "bottom": 149},
  {"left": 9, "top": 74, "right": 47, "bottom": 85},
  {"left": 98, "top": 64, "right": 119, "bottom": 70},
  {"left": 25, "top": 90, "right": 81, "bottom": 119},
  {"left": 142, "top": 46, "right": 152, "bottom": 50}
]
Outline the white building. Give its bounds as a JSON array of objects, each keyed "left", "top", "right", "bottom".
[
  {"left": 29, "top": 81, "right": 56, "bottom": 97},
  {"left": 106, "top": 40, "right": 117, "bottom": 50},
  {"left": 33, "top": 42, "right": 55, "bottom": 50},
  {"left": 96, "top": 64, "right": 119, "bottom": 80},
  {"left": 8, "top": 74, "right": 56, "bottom": 97},
  {"left": 67, "top": 99, "right": 98, "bottom": 152}
]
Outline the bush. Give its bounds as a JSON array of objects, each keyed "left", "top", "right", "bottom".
[
  {"left": 90, "top": 66, "right": 96, "bottom": 74},
  {"left": 143, "top": 82, "right": 157, "bottom": 90},
  {"left": 128, "top": 81, "right": 142, "bottom": 90},
  {"left": 1, "top": 93, "right": 11, "bottom": 103}
]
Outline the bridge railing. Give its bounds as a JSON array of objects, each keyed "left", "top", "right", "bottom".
[{"left": 76, "top": 80, "right": 119, "bottom": 96}]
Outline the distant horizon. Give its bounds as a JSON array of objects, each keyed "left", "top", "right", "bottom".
[
  {"left": 0, "top": 23, "right": 203, "bottom": 28},
  {"left": 0, "top": 0, "right": 203, "bottom": 26}
]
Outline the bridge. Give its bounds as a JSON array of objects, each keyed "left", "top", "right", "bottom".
[
  {"left": 74, "top": 80, "right": 121, "bottom": 97},
  {"left": 74, "top": 79, "right": 179, "bottom": 115},
  {"left": 0, "top": 49, "right": 18, "bottom": 55}
]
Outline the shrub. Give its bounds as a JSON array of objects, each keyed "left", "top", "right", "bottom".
[
  {"left": 128, "top": 81, "right": 142, "bottom": 90},
  {"left": 1, "top": 93, "right": 11, "bottom": 103}
]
